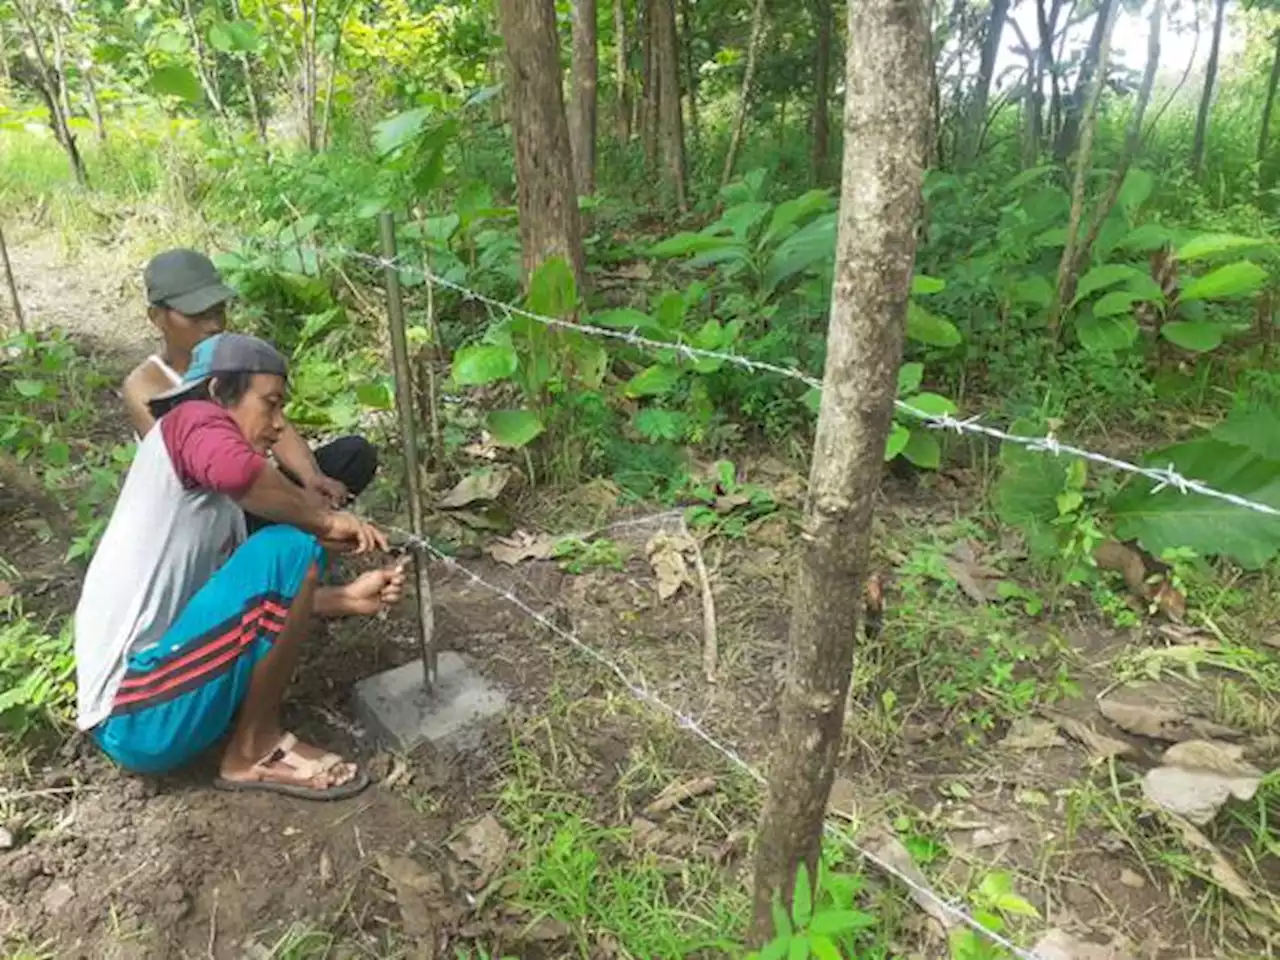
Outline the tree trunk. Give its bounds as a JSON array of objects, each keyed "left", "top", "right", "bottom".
[
  {"left": 179, "top": 0, "right": 228, "bottom": 118},
  {"left": 50, "top": 24, "right": 74, "bottom": 125},
  {"left": 1048, "top": 0, "right": 1118, "bottom": 331},
  {"left": 11, "top": 1, "right": 87, "bottom": 186},
  {"left": 1070, "top": 0, "right": 1162, "bottom": 281},
  {"left": 641, "top": 0, "right": 659, "bottom": 166},
  {"left": 229, "top": 0, "right": 267, "bottom": 143},
  {"left": 497, "top": 0, "right": 587, "bottom": 287},
  {"left": 1035, "top": 0, "right": 1061, "bottom": 154},
  {"left": 300, "top": 0, "right": 320, "bottom": 151},
  {"left": 1259, "top": 31, "right": 1280, "bottom": 171},
  {"left": 748, "top": 0, "right": 930, "bottom": 941},
  {"left": 320, "top": 0, "right": 355, "bottom": 150},
  {"left": 1055, "top": 0, "right": 1108, "bottom": 160},
  {"left": 680, "top": 0, "right": 700, "bottom": 150},
  {"left": 961, "top": 0, "right": 1009, "bottom": 164},
  {"left": 1191, "top": 0, "right": 1228, "bottom": 173},
  {"left": 654, "top": 0, "right": 687, "bottom": 210},
  {"left": 721, "top": 0, "right": 767, "bottom": 190},
  {"left": 0, "top": 24, "right": 11, "bottom": 87},
  {"left": 82, "top": 61, "right": 107, "bottom": 141},
  {"left": 810, "top": 0, "right": 832, "bottom": 184},
  {"left": 0, "top": 222, "right": 24, "bottom": 333},
  {"left": 614, "top": 0, "right": 631, "bottom": 140},
  {"left": 570, "top": 0, "right": 599, "bottom": 197}
]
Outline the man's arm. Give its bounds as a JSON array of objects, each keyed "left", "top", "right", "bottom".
[
  {"left": 121, "top": 367, "right": 160, "bottom": 437},
  {"left": 272, "top": 422, "right": 324, "bottom": 486}
]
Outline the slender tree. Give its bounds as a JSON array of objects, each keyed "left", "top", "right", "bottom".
[
  {"left": 1192, "top": 0, "right": 1229, "bottom": 172},
  {"left": 749, "top": 0, "right": 930, "bottom": 941},
  {"left": 570, "top": 0, "right": 599, "bottom": 196},
  {"left": 497, "top": 0, "right": 586, "bottom": 286},
  {"left": 613, "top": 0, "right": 631, "bottom": 141},
  {"left": 961, "top": 0, "right": 1010, "bottom": 164},
  {"left": 1259, "top": 29, "right": 1280, "bottom": 170},
  {"left": 810, "top": 0, "right": 832, "bottom": 183},
  {"left": 654, "top": 0, "right": 687, "bottom": 209},
  {"left": 680, "top": 0, "right": 700, "bottom": 150},
  {"left": 720, "top": 0, "right": 767, "bottom": 190}
]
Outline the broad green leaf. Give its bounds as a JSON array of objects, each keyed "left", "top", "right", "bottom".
[
  {"left": 149, "top": 66, "right": 202, "bottom": 102},
  {"left": 911, "top": 274, "right": 946, "bottom": 295},
  {"left": 1033, "top": 227, "right": 1068, "bottom": 248},
  {"left": 688, "top": 241, "right": 750, "bottom": 270},
  {"left": 1092, "top": 290, "right": 1141, "bottom": 317},
  {"left": 760, "top": 189, "right": 833, "bottom": 250},
  {"left": 355, "top": 381, "right": 393, "bottom": 410},
  {"left": 803, "top": 387, "right": 822, "bottom": 414},
  {"left": 717, "top": 201, "right": 771, "bottom": 240},
  {"left": 1111, "top": 438, "right": 1280, "bottom": 569},
  {"left": 45, "top": 441, "right": 69, "bottom": 466},
  {"left": 1002, "top": 164, "right": 1054, "bottom": 193},
  {"left": 763, "top": 212, "right": 838, "bottom": 293},
  {"left": 1012, "top": 274, "right": 1053, "bottom": 308},
  {"left": 903, "top": 431, "right": 941, "bottom": 469},
  {"left": 996, "top": 417, "right": 1070, "bottom": 560},
  {"left": 1116, "top": 222, "right": 1173, "bottom": 252},
  {"left": 1212, "top": 406, "right": 1280, "bottom": 460},
  {"left": 787, "top": 936, "right": 811, "bottom": 960},
  {"left": 897, "top": 362, "right": 924, "bottom": 395},
  {"left": 1161, "top": 321, "right": 1223, "bottom": 353},
  {"left": 526, "top": 256, "right": 576, "bottom": 317},
  {"left": 884, "top": 423, "right": 911, "bottom": 460},
  {"left": 1177, "top": 233, "right": 1271, "bottom": 261},
  {"left": 906, "top": 302, "right": 962, "bottom": 347},
  {"left": 624, "top": 364, "right": 682, "bottom": 398},
  {"left": 14, "top": 379, "right": 45, "bottom": 398},
  {"left": 373, "top": 107, "right": 431, "bottom": 156},
  {"left": 792, "top": 864, "right": 814, "bottom": 928},
  {"left": 1125, "top": 273, "right": 1165, "bottom": 302},
  {"left": 1118, "top": 168, "right": 1154, "bottom": 215},
  {"left": 1180, "top": 261, "right": 1268, "bottom": 301},
  {"left": 591, "top": 308, "right": 669, "bottom": 338},
  {"left": 452, "top": 343, "right": 517, "bottom": 385},
  {"left": 759, "top": 936, "right": 790, "bottom": 960},
  {"left": 809, "top": 910, "right": 877, "bottom": 936},
  {"left": 1072, "top": 264, "right": 1140, "bottom": 305},
  {"left": 208, "top": 19, "right": 259, "bottom": 53},
  {"left": 1076, "top": 313, "right": 1138, "bottom": 352},
  {"left": 651, "top": 232, "right": 738, "bottom": 258},
  {"left": 633, "top": 408, "right": 686, "bottom": 441},
  {"left": 808, "top": 935, "right": 842, "bottom": 960},
  {"left": 486, "top": 409, "right": 545, "bottom": 448},
  {"left": 992, "top": 891, "right": 1040, "bottom": 918},
  {"left": 770, "top": 890, "right": 793, "bottom": 940},
  {"left": 902, "top": 392, "right": 956, "bottom": 417}
]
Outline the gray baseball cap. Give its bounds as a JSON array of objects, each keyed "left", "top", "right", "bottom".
[
  {"left": 148, "top": 332, "right": 289, "bottom": 417},
  {"left": 144, "top": 249, "right": 236, "bottom": 315}
]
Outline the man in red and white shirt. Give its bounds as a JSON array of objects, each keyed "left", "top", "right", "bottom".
[{"left": 75, "top": 333, "right": 404, "bottom": 800}]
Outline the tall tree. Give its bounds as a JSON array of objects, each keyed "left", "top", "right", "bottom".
[
  {"left": 9, "top": 0, "right": 86, "bottom": 186},
  {"left": 570, "top": 0, "right": 599, "bottom": 196},
  {"left": 1192, "top": 0, "right": 1230, "bottom": 172},
  {"left": 748, "top": 0, "right": 930, "bottom": 941},
  {"left": 613, "top": 0, "right": 631, "bottom": 141},
  {"left": 680, "top": 0, "right": 700, "bottom": 150},
  {"left": 720, "top": 0, "right": 767, "bottom": 190},
  {"left": 810, "top": 0, "right": 832, "bottom": 183},
  {"left": 961, "top": 0, "right": 1010, "bottom": 164},
  {"left": 641, "top": 0, "right": 659, "bottom": 166},
  {"left": 497, "top": 0, "right": 587, "bottom": 286},
  {"left": 1258, "top": 28, "right": 1280, "bottom": 169},
  {"left": 654, "top": 0, "right": 687, "bottom": 209},
  {"left": 1055, "top": 0, "right": 1114, "bottom": 160}
]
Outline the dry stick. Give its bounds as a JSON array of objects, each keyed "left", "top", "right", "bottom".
[
  {"left": 379, "top": 212, "right": 437, "bottom": 690},
  {"left": 411, "top": 211, "right": 445, "bottom": 469},
  {"left": 0, "top": 222, "right": 23, "bottom": 332},
  {"left": 644, "top": 775, "right": 717, "bottom": 815},
  {"left": 682, "top": 518, "right": 718, "bottom": 683}
]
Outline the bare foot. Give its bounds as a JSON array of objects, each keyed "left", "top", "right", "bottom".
[
  {"left": 316, "top": 563, "right": 407, "bottom": 617},
  {"left": 219, "top": 732, "right": 358, "bottom": 790}
]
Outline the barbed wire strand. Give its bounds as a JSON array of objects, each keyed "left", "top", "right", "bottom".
[
  {"left": 379, "top": 516, "right": 1042, "bottom": 960},
  {"left": 245, "top": 236, "right": 1280, "bottom": 522}
]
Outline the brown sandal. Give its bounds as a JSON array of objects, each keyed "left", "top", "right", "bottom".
[{"left": 214, "top": 732, "right": 370, "bottom": 801}]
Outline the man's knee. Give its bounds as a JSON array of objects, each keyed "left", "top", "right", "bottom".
[{"left": 243, "top": 524, "right": 325, "bottom": 568}]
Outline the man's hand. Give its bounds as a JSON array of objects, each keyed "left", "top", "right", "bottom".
[
  {"left": 321, "top": 512, "right": 388, "bottom": 555},
  {"left": 305, "top": 474, "right": 351, "bottom": 509}
]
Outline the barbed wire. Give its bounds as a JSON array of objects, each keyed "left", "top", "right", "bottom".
[
  {"left": 238, "top": 234, "right": 1280, "bottom": 522},
  {"left": 379, "top": 516, "right": 1043, "bottom": 960}
]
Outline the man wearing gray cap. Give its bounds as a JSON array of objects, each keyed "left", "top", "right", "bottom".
[
  {"left": 121, "top": 249, "right": 377, "bottom": 523},
  {"left": 77, "top": 331, "right": 403, "bottom": 799}
]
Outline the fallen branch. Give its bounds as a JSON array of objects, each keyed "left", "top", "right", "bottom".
[
  {"left": 683, "top": 518, "right": 719, "bottom": 683},
  {"left": 644, "top": 775, "right": 717, "bottom": 815}
]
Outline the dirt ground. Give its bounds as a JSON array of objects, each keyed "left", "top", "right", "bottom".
[{"left": 3, "top": 235, "right": 1278, "bottom": 959}]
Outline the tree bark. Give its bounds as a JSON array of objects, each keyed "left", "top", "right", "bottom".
[
  {"left": 653, "top": 0, "right": 687, "bottom": 210},
  {"left": 497, "top": 0, "right": 587, "bottom": 288},
  {"left": 179, "top": 0, "right": 228, "bottom": 118},
  {"left": 570, "top": 0, "right": 599, "bottom": 197},
  {"left": 720, "top": 0, "right": 767, "bottom": 190},
  {"left": 641, "top": 0, "right": 659, "bottom": 167},
  {"left": 300, "top": 0, "right": 320, "bottom": 151},
  {"left": 680, "top": 0, "right": 700, "bottom": 151},
  {"left": 1048, "top": 0, "right": 1118, "bottom": 331},
  {"left": 1259, "top": 31, "right": 1280, "bottom": 171},
  {"left": 1191, "top": 0, "right": 1228, "bottom": 174},
  {"left": 810, "top": 0, "right": 832, "bottom": 184},
  {"left": 82, "top": 60, "right": 107, "bottom": 141},
  {"left": 11, "top": 0, "right": 86, "bottom": 186},
  {"left": 961, "top": 0, "right": 1009, "bottom": 165},
  {"left": 1034, "top": 0, "right": 1061, "bottom": 155},
  {"left": 614, "top": 0, "right": 631, "bottom": 140},
  {"left": 1055, "top": 0, "right": 1108, "bottom": 160},
  {"left": 748, "top": 0, "right": 930, "bottom": 942},
  {"left": 0, "top": 222, "right": 24, "bottom": 333}
]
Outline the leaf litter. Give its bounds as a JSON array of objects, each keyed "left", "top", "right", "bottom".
[
  {"left": 645, "top": 531, "right": 695, "bottom": 600},
  {"left": 1141, "top": 740, "right": 1264, "bottom": 825}
]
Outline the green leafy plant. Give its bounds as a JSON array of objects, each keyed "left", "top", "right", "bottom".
[
  {"left": 0, "top": 615, "right": 76, "bottom": 734},
  {"left": 748, "top": 863, "right": 878, "bottom": 960},
  {"left": 948, "top": 871, "right": 1039, "bottom": 960}
]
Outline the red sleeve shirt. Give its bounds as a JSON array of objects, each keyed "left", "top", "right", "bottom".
[{"left": 159, "top": 401, "right": 265, "bottom": 498}]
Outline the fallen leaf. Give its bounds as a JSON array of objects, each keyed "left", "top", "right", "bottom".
[
  {"left": 319, "top": 850, "right": 334, "bottom": 886},
  {"left": 1044, "top": 711, "right": 1133, "bottom": 761},
  {"left": 437, "top": 467, "right": 514, "bottom": 510},
  {"left": 1142, "top": 767, "right": 1258, "bottom": 825},
  {"left": 1118, "top": 868, "right": 1146, "bottom": 889},
  {"left": 644, "top": 776, "right": 716, "bottom": 815},
  {"left": 1261, "top": 633, "right": 1280, "bottom": 650},
  {"left": 377, "top": 854, "right": 455, "bottom": 940},
  {"left": 0, "top": 827, "right": 13, "bottom": 850},
  {"left": 1000, "top": 717, "right": 1066, "bottom": 751},
  {"left": 827, "top": 776, "right": 858, "bottom": 821},
  {"left": 646, "top": 532, "right": 693, "bottom": 600},
  {"left": 867, "top": 834, "right": 957, "bottom": 934},
  {"left": 1031, "top": 929, "right": 1135, "bottom": 960},
  {"left": 630, "top": 817, "right": 666, "bottom": 850},
  {"left": 714, "top": 491, "right": 752, "bottom": 514},
  {"left": 1092, "top": 540, "right": 1149, "bottom": 600},
  {"left": 1157, "top": 623, "right": 1215, "bottom": 647},
  {"left": 1163, "top": 812, "right": 1265, "bottom": 911},
  {"left": 0, "top": 582, "right": 12, "bottom": 600},
  {"left": 945, "top": 540, "right": 1003, "bottom": 603},
  {"left": 1097, "top": 691, "right": 1239, "bottom": 743},
  {"left": 486, "top": 530, "right": 559, "bottom": 565},
  {"left": 971, "top": 824, "right": 1022, "bottom": 849},
  {"left": 1162, "top": 740, "right": 1263, "bottom": 780},
  {"left": 446, "top": 815, "right": 510, "bottom": 890}
]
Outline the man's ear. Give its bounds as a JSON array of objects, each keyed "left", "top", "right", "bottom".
[
  {"left": 147, "top": 305, "right": 167, "bottom": 327},
  {"left": 206, "top": 377, "right": 221, "bottom": 403}
]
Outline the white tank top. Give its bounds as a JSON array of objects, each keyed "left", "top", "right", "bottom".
[{"left": 131, "top": 356, "right": 185, "bottom": 444}]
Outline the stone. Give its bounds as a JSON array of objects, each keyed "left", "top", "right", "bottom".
[
  {"left": 352, "top": 652, "right": 507, "bottom": 752},
  {"left": 41, "top": 881, "right": 74, "bottom": 914}
]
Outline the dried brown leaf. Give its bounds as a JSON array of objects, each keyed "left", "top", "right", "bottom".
[
  {"left": 486, "top": 530, "right": 559, "bottom": 566},
  {"left": 446, "top": 815, "right": 510, "bottom": 890},
  {"left": 437, "top": 467, "right": 514, "bottom": 509},
  {"left": 1000, "top": 717, "right": 1066, "bottom": 751},
  {"left": 646, "top": 532, "right": 693, "bottom": 600},
  {"left": 1045, "top": 711, "right": 1134, "bottom": 761},
  {"left": 644, "top": 776, "right": 716, "bottom": 815}
]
